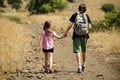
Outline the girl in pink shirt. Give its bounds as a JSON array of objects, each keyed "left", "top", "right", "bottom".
[{"left": 38, "top": 21, "right": 65, "bottom": 73}]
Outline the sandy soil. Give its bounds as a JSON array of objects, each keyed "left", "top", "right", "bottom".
[{"left": 2, "top": 22, "right": 119, "bottom": 80}]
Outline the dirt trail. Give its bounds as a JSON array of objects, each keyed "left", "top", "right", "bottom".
[{"left": 4, "top": 23, "right": 120, "bottom": 80}]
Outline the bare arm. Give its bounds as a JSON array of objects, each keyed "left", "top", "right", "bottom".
[
  {"left": 88, "top": 23, "right": 92, "bottom": 29},
  {"left": 38, "top": 35, "right": 42, "bottom": 52},
  {"left": 53, "top": 31, "right": 65, "bottom": 39},
  {"left": 54, "top": 34, "right": 63, "bottom": 39},
  {"left": 64, "top": 22, "right": 74, "bottom": 36}
]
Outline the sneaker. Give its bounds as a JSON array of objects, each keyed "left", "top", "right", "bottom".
[
  {"left": 82, "top": 65, "right": 85, "bottom": 71},
  {"left": 49, "top": 69, "right": 53, "bottom": 73},
  {"left": 77, "top": 67, "right": 82, "bottom": 73},
  {"left": 44, "top": 68, "right": 48, "bottom": 73}
]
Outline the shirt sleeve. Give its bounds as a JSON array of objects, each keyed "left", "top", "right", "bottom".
[
  {"left": 69, "top": 13, "right": 77, "bottom": 23},
  {"left": 86, "top": 14, "right": 92, "bottom": 24},
  {"left": 41, "top": 31, "right": 43, "bottom": 36}
]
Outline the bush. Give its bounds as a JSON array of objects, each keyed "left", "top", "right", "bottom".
[
  {"left": 8, "top": 16, "right": 21, "bottom": 23},
  {"left": 54, "top": 0, "right": 67, "bottom": 10},
  {"left": 101, "top": 3, "right": 116, "bottom": 13},
  {"left": 91, "top": 20, "right": 108, "bottom": 31},
  {"left": 67, "top": 0, "right": 76, "bottom": 2},
  {"left": 105, "top": 12, "right": 120, "bottom": 28},
  {"left": 7, "top": 0, "right": 21, "bottom": 4},
  {"left": 0, "top": 0, "right": 4, "bottom": 7},
  {"left": 0, "top": 12, "right": 1, "bottom": 16},
  {"left": 7, "top": 0, "right": 22, "bottom": 10},
  {"left": 40, "top": 4, "right": 52, "bottom": 13},
  {"left": 28, "top": 0, "right": 68, "bottom": 14}
]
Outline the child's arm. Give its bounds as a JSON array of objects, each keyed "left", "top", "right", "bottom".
[
  {"left": 53, "top": 32, "right": 66, "bottom": 39},
  {"left": 37, "top": 34, "right": 42, "bottom": 52},
  {"left": 63, "top": 22, "right": 73, "bottom": 36},
  {"left": 54, "top": 34, "right": 63, "bottom": 39}
]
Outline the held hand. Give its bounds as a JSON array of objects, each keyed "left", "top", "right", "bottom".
[
  {"left": 59, "top": 33, "right": 67, "bottom": 39},
  {"left": 60, "top": 34, "right": 67, "bottom": 38},
  {"left": 63, "top": 33, "right": 67, "bottom": 38}
]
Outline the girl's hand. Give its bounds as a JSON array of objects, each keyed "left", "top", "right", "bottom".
[{"left": 37, "top": 47, "right": 41, "bottom": 52}]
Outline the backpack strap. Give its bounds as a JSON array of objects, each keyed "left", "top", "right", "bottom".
[{"left": 75, "top": 12, "right": 86, "bottom": 23}]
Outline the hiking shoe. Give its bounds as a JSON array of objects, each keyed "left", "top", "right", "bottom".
[
  {"left": 77, "top": 67, "right": 82, "bottom": 73},
  {"left": 44, "top": 69, "right": 48, "bottom": 73},
  {"left": 49, "top": 69, "right": 53, "bottom": 73},
  {"left": 82, "top": 65, "right": 85, "bottom": 71}
]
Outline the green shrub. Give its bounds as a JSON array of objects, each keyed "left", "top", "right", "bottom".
[
  {"left": 0, "top": 9, "right": 4, "bottom": 16},
  {"left": 54, "top": 0, "right": 68, "bottom": 10},
  {"left": 0, "top": 0, "right": 4, "bottom": 7},
  {"left": 101, "top": 3, "right": 116, "bottom": 13},
  {"left": 67, "top": 0, "right": 75, "bottom": 2},
  {"left": 8, "top": 16, "right": 21, "bottom": 23},
  {"left": 40, "top": 4, "right": 52, "bottom": 13},
  {"left": 0, "top": 12, "right": 1, "bottom": 16},
  {"left": 7, "top": 0, "right": 22, "bottom": 10},
  {"left": 7, "top": 0, "right": 21, "bottom": 4},
  {"left": 27, "top": 0, "right": 36, "bottom": 13},
  {"left": 11, "top": 3, "right": 21, "bottom": 10},
  {"left": 105, "top": 12, "right": 120, "bottom": 28},
  {"left": 28, "top": 0, "right": 68, "bottom": 14},
  {"left": 91, "top": 20, "right": 108, "bottom": 31}
]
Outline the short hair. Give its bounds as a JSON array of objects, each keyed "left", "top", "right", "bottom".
[{"left": 78, "top": 4, "right": 87, "bottom": 13}]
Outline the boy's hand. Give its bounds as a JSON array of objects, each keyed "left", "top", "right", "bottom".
[
  {"left": 61, "top": 34, "right": 67, "bottom": 38},
  {"left": 63, "top": 33, "right": 67, "bottom": 38}
]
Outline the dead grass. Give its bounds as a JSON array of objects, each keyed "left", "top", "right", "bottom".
[
  {"left": 0, "top": 18, "right": 32, "bottom": 73},
  {"left": 90, "top": 30, "right": 120, "bottom": 54},
  {"left": 109, "top": 31, "right": 120, "bottom": 53}
]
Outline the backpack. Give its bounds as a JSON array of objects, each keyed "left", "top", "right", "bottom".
[{"left": 74, "top": 12, "right": 88, "bottom": 36}]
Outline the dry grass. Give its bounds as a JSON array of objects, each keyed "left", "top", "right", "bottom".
[
  {"left": 109, "top": 31, "right": 120, "bottom": 53},
  {"left": 90, "top": 30, "right": 120, "bottom": 53},
  {"left": 0, "top": 18, "right": 32, "bottom": 73},
  {"left": 27, "top": 14, "right": 69, "bottom": 30}
]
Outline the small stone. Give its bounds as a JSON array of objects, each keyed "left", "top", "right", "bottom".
[
  {"left": 36, "top": 76, "right": 42, "bottom": 79},
  {"left": 26, "top": 75, "right": 34, "bottom": 78},
  {"left": 31, "top": 35, "right": 36, "bottom": 39},
  {"left": 3, "top": 71, "right": 8, "bottom": 74},
  {"left": 96, "top": 73, "right": 104, "bottom": 77}
]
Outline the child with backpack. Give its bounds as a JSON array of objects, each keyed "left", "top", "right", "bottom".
[
  {"left": 38, "top": 21, "right": 65, "bottom": 73},
  {"left": 64, "top": 4, "right": 92, "bottom": 73}
]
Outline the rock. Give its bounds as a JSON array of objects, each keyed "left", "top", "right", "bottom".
[
  {"left": 3, "top": 71, "right": 8, "bottom": 74},
  {"left": 6, "top": 78, "right": 13, "bottom": 80},
  {"left": 96, "top": 73, "right": 104, "bottom": 77},
  {"left": 105, "top": 57, "right": 110, "bottom": 62},
  {"left": 26, "top": 75, "right": 34, "bottom": 78},
  {"left": 36, "top": 76, "right": 42, "bottom": 79},
  {"left": 31, "top": 35, "right": 36, "bottom": 39}
]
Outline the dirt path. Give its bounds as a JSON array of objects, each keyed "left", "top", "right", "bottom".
[{"left": 5, "top": 23, "right": 120, "bottom": 80}]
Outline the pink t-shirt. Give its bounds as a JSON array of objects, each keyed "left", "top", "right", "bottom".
[{"left": 41, "top": 31, "right": 55, "bottom": 49}]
